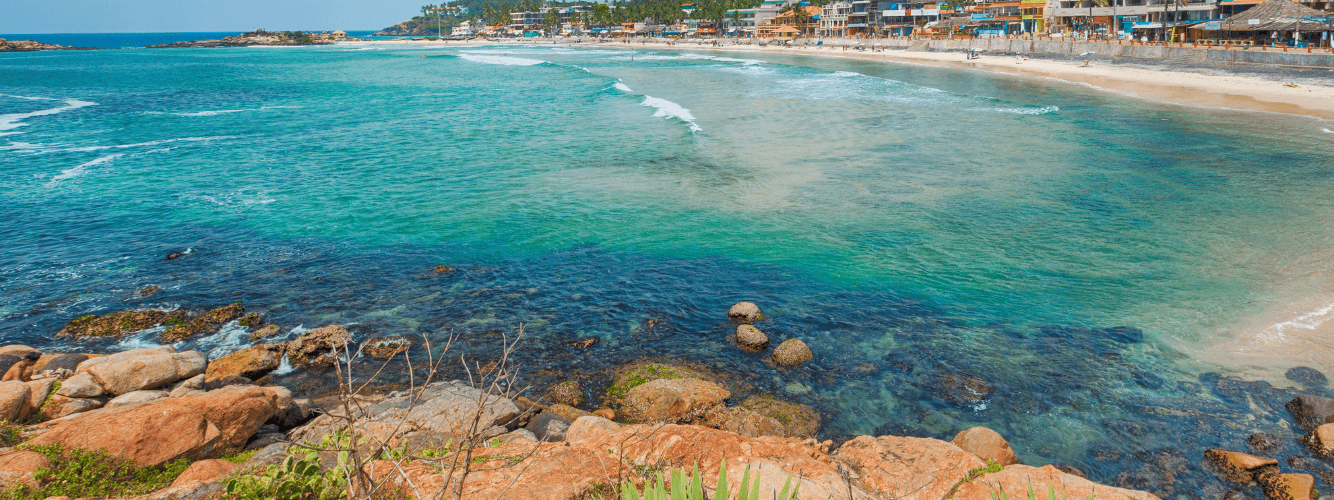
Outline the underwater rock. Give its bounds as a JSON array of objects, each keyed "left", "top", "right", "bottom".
[
  {"left": 1053, "top": 463, "right": 1088, "bottom": 478},
  {"left": 1204, "top": 449, "right": 1280, "bottom": 483},
  {"left": 771, "top": 339, "right": 813, "bottom": 366},
  {"left": 952, "top": 426, "right": 1019, "bottom": 466},
  {"left": 620, "top": 377, "right": 728, "bottom": 424},
  {"left": 1287, "top": 367, "right": 1329, "bottom": 388},
  {"left": 1258, "top": 472, "right": 1316, "bottom": 500},
  {"left": 734, "top": 324, "right": 770, "bottom": 352},
  {"left": 1101, "top": 326, "right": 1144, "bottom": 344},
  {"left": 727, "top": 301, "right": 763, "bottom": 322},
  {"left": 703, "top": 405, "right": 784, "bottom": 438},
  {"left": 56, "top": 309, "right": 188, "bottom": 339},
  {"left": 1250, "top": 432, "right": 1283, "bottom": 452},
  {"left": 362, "top": 336, "right": 412, "bottom": 358},
  {"left": 432, "top": 264, "right": 454, "bottom": 274},
  {"left": 938, "top": 372, "right": 993, "bottom": 408},
  {"left": 571, "top": 337, "right": 597, "bottom": 349},
  {"left": 132, "top": 286, "right": 162, "bottom": 299},
  {"left": 546, "top": 380, "right": 584, "bottom": 406},
  {"left": 166, "top": 251, "right": 186, "bottom": 260},
  {"left": 1287, "top": 395, "right": 1334, "bottom": 430}
]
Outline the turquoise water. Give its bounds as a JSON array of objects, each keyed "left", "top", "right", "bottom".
[{"left": 4, "top": 42, "right": 1334, "bottom": 494}]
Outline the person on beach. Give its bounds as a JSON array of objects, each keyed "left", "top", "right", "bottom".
[{"left": 2, "top": 352, "right": 40, "bottom": 382}]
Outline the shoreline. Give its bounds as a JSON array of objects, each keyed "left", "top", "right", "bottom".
[{"left": 344, "top": 38, "right": 1334, "bottom": 121}]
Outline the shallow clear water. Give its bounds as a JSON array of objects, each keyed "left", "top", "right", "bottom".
[{"left": 4, "top": 42, "right": 1334, "bottom": 496}]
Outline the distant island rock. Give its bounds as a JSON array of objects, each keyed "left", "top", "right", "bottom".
[
  {"left": 146, "top": 30, "right": 349, "bottom": 49},
  {"left": 0, "top": 38, "right": 95, "bottom": 52},
  {"left": 374, "top": 17, "right": 460, "bottom": 36}
]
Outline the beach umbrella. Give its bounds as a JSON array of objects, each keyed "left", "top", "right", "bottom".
[{"left": 1080, "top": 51, "right": 1094, "bottom": 55}]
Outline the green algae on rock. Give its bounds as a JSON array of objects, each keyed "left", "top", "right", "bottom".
[
  {"left": 160, "top": 303, "right": 245, "bottom": 343},
  {"left": 603, "top": 363, "right": 704, "bottom": 405},
  {"left": 362, "top": 336, "right": 412, "bottom": 358},
  {"left": 737, "top": 394, "right": 820, "bottom": 438},
  {"left": 56, "top": 310, "right": 189, "bottom": 340},
  {"left": 547, "top": 381, "right": 584, "bottom": 407}
]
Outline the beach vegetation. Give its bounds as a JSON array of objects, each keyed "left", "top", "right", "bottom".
[
  {"left": 225, "top": 443, "right": 349, "bottom": 500},
  {"left": 609, "top": 461, "right": 800, "bottom": 500},
  {"left": 989, "top": 482, "right": 1099, "bottom": 500},
  {"left": 0, "top": 420, "right": 20, "bottom": 447},
  {"left": 0, "top": 443, "right": 191, "bottom": 500}
]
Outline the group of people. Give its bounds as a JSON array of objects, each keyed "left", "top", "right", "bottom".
[{"left": 2, "top": 352, "right": 41, "bottom": 382}]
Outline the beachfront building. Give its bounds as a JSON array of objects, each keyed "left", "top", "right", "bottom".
[
  {"left": 510, "top": 10, "right": 545, "bottom": 31},
  {"left": 1191, "top": 0, "right": 1332, "bottom": 45},
  {"left": 1050, "top": 0, "right": 1221, "bottom": 38},
  {"left": 822, "top": 0, "right": 853, "bottom": 35},
  {"left": 879, "top": 2, "right": 953, "bottom": 36},
  {"left": 724, "top": 8, "right": 760, "bottom": 34},
  {"left": 760, "top": 5, "right": 823, "bottom": 36},
  {"left": 756, "top": 0, "right": 800, "bottom": 28}
]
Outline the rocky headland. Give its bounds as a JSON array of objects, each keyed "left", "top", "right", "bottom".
[
  {"left": 0, "top": 39, "right": 94, "bottom": 52},
  {"left": 146, "top": 30, "right": 343, "bottom": 49}
]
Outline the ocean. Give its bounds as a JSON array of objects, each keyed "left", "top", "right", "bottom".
[{"left": 3, "top": 39, "right": 1334, "bottom": 495}]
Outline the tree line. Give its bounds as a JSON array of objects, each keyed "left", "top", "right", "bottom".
[{"left": 410, "top": 0, "right": 767, "bottom": 33}]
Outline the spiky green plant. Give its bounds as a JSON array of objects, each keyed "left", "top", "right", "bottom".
[
  {"left": 989, "top": 482, "right": 1097, "bottom": 500},
  {"left": 618, "top": 460, "right": 800, "bottom": 500}
]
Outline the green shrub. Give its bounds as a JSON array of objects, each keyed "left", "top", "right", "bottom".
[
  {"left": 0, "top": 444, "right": 190, "bottom": 500},
  {"left": 226, "top": 433, "right": 351, "bottom": 500},
  {"left": 0, "top": 421, "right": 20, "bottom": 447},
  {"left": 616, "top": 461, "right": 799, "bottom": 500},
  {"left": 990, "top": 482, "right": 1098, "bottom": 500}
]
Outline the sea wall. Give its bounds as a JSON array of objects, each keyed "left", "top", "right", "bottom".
[{"left": 857, "top": 37, "right": 1334, "bottom": 67}]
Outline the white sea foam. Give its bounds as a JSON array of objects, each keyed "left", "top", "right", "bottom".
[
  {"left": 832, "top": 71, "right": 862, "bottom": 77},
  {"left": 641, "top": 96, "right": 702, "bottom": 132},
  {"left": 148, "top": 106, "right": 301, "bottom": 117},
  {"left": 0, "top": 98, "right": 96, "bottom": 134},
  {"left": 1258, "top": 300, "right": 1334, "bottom": 343},
  {"left": 985, "top": 105, "right": 1060, "bottom": 115},
  {"left": 458, "top": 54, "right": 545, "bottom": 66},
  {"left": 50, "top": 154, "right": 122, "bottom": 183},
  {"left": 1323, "top": 128, "right": 1333, "bottom": 134},
  {"left": 272, "top": 356, "right": 295, "bottom": 375},
  {"left": 39, "top": 136, "right": 236, "bottom": 154},
  {"left": 613, "top": 82, "right": 633, "bottom": 92}
]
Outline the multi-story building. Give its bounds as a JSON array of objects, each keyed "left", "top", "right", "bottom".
[
  {"left": 1051, "top": 0, "right": 1219, "bottom": 35},
  {"left": 724, "top": 8, "right": 760, "bottom": 34},
  {"left": 822, "top": 0, "right": 853, "bottom": 35},
  {"left": 879, "top": 2, "right": 953, "bottom": 36}
]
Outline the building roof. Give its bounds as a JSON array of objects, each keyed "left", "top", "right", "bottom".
[{"left": 1202, "top": 0, "right": 1330, "bottom": 30}]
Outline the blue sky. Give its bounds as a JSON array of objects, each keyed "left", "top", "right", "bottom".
[{"left": 2, "top": 0, "right": 428, "bottom": 34}]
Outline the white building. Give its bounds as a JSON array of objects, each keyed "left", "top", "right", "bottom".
[{"left": 822, "top": 0, "right": 853, "bottom": 35}]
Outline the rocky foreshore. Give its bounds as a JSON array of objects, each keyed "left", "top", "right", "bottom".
[
  {"left": 0, "top": 298, "right": 1328, "bottom": 500},
  {"left": 0, "top": 39, "right": 95, "bottom": 52},
  {"left": 145, "top": 30, "right": 341, "bottom": 49}
]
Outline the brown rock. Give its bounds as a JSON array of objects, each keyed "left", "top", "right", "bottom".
[
  {"left": 25, "top": 377, "right": 57, "bottom": 413},
  {"left": 571, "top": 338, "right": 597, "bottom": 349},
  {"left": 727, "top": 301, "right": 763, "bottom": 322},
  {"left": 133, "top": 285, "right": 162, "bottom": 299},
  {"left": 736, "top": 394, "right": 820, "bottom": 438},
  {"left": 27, "top": 385, "right": 285, "bottom": 467},
  {"left": 1302, "top": 424, "right": 1334, "bottom": 459},
  {"left": 39, "top": 394, "right": 104, "bottom": 419},
  {"left": 544, "top": 403, "right": 593, "bottom": 423},
  {"left": 0, "top": 380, "right": 32, "bottom": 422},
  {"left": 78, "top": 347, "right": 207, "bottom": 395},
  {"left": 284, "top": 324, "right": 351, "bottom": 366},
  {"left": 0, "top": 449, "right": 51, "bottom": 488},
  {"left": 1204, "top": 449, "right": 1280, "bottom": 483},
  {"left": 169, "top": 459, "right": 240, "bottom": 487},
  {"left": 771, "top": 339, "right": 813, "bottom": 366},
  {"left": 952, "top": 426, "right": 1019, "bottom": 466},
  {"left": 564, "top": 416, "right": 621, "bottom": 444},
  {"left": 56, "top": 309, "right": 187, "bottom": 339},
  {"left": 939, "top": 372, "right": 993, "bottom": 407},
  {"left": 620, "top": 377, "right": 728, "bottom": 424},
  {"left": 703, "top": 405, "right": 785, "bottom": 438},
  {"left": 55, "top": 372, "right": 103, "bottom": 398},
  {"left": 955, "top": 464, "right": 1165, "bottom": 500},
  {"left": 432, "top": 264, "right": 454, "bottom": 274},
  {"left": 205, "top": 345, "right": 281, "bottom": 382},
  {"left": 0, "top": 345, "right": 36, "bottom": 358},
  {"left": 592, "top": 408, "right": 615, "bottom": 420},
  {"left": 546, "top": 381, "right": 584, "bottom": 406},
  {"left": 249, "top": 324, "right": 282, "bottom": 342},
  {"left": 838, "top": 434, "right": 985, "bottom": 499},
  {"left": 735, "top": 325, "right": 770, "bottom": 352},
  {"left": 161, "top": 303, "right": 245, "bottom": 342},
  {"left": 1288, "top": 395, "right": 1334, "bottom": 430},
  {"left": 1250, "top": 432, "right": 1283, "bottom": 452},
  {"left": 1259, "top": 473, "right": 1316, "bottom": 500},
  {"left": 362, "top": 336, "right": 412, "bottom": 358}
]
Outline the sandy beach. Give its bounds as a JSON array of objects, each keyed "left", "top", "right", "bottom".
[{"left": 350, "top": 37, "right": 1334, "bottom": 121}]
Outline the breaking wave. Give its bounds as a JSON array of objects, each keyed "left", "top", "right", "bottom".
[
  {"left": 0, "top": 97, "right": 96, "bottom": 135},
  {"left": 458, "top": 54, "right": 545, "bottom": 66},
  {"left": 641, "top": 96, "right": 702, "bottom": 132}
]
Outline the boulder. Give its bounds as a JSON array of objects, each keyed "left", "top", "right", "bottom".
[
  {"left": 78, "top": 346, "right": 207, "bottom": 395},
  {"left": 592, "top": 408, "right": 615, "bottom": 420},
  {"left": 39, "top": 394, "right": 105, "bottom": 419},
  {"left": 0, "top": 449, "right": 50, "bottom": 489},
  {"left": 362, "top": 336, "right": 412, "bottom": 358},
  {"left": 525, "top": 413, "right": 571, "bottom": 442},
  {"left": 38, "top": 353, "right": 88, "bottom": 374},
  {"left": 728, "top": 302, "right": 763, "bottom": 322},
  {"left": 734, "top": 394, "right": 819, "bottom": 438},
  {"left": 1302, "top": 424, "right": 1334, "bottom": 459},
  {"left": 954, "top": 464, "right": 1165, "bottom": 500},
  {"left": 161, "top": 303, "right": 245, "bottom": 342},
  {"left": 771, "top": 339, "right": 813, "bottom": 367},
  {"left": 55, "top": 372, "right": 104, "bottom": 398},
  {"left": 735, "top": 325, "right": 770, "bottom": 352},
  {"left": 838, "top": 434, "right": 985, "bottom": 499},
  {"left": 544, "top": 403, "right": 593, "bottom": 422},
  {"left": 169, "top": 459, "right": 239, "bottom": 487},
  {"left": 546, "top": 381, "right": 584, "bottom": 406},
  {"left": 604, "top": 363, "right": 704, "bottom": 406},
  {"left": 1204, "top": 449, "right": 1280, "bottom": 483},
  {"left": 281, "top": 398, "right": 315, "bottom": 428},
  {"left": 25, "top": 378, "right": 57, "bottom": 413},
  {"left": 27, "top": 385, "right": 287, "bottom": 467},
  {"left": 170, "top": 374, "right": 207, "bottom": 397},
  {"left": 205, "top": 345, "right": 282, "bottom": 383},
  {"left": 107, "top": 390, "right": 169, "bottom": 408},
  {"left": 1289, "top": 395, "right": 1334, "bottom": 430},
  {"left": 497, "top": 428, "right": 537, "bottom": 444},
  {"left": 249, "top": 324, "right": 282, "bottom": 342},
  {"left": 0, "top": 380, "right": 32, "bottom": 422},
  {"left": 620, "top": 378, "right": 728, "bottom": 424},
  {"left": 0, "top": 345, "right": 36, "bottom": 358},
  {"left": 288, "top": 381, "right": 519, "bottom": 445},
  {"left": 284, "top": 324, "right": 351, "bottom": 366},
  {"left": 952, "top": 426, "right": 1019, "bottom": 466},
  {"left": 703, "top": 405, "right": 784, "bottom": 438},
  {"left": 939, "top": 372, "right": 994, "bottom": 408},
  {"left": 565, "top": 416, "right": 621, "bottom": 444},
  {"left": 1250, "top": 432, "right": 1282, "bottom": 452},
  {"left": 0, "top": 356, "right": 18, "bottom": 379},
  {"left": 1258, "top": 472, "right": 1316, "bottom": 500}
]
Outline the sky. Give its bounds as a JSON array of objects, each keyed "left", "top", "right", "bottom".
[{"left": 1, "top": 0, "right": 429, "bottom": 34}]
